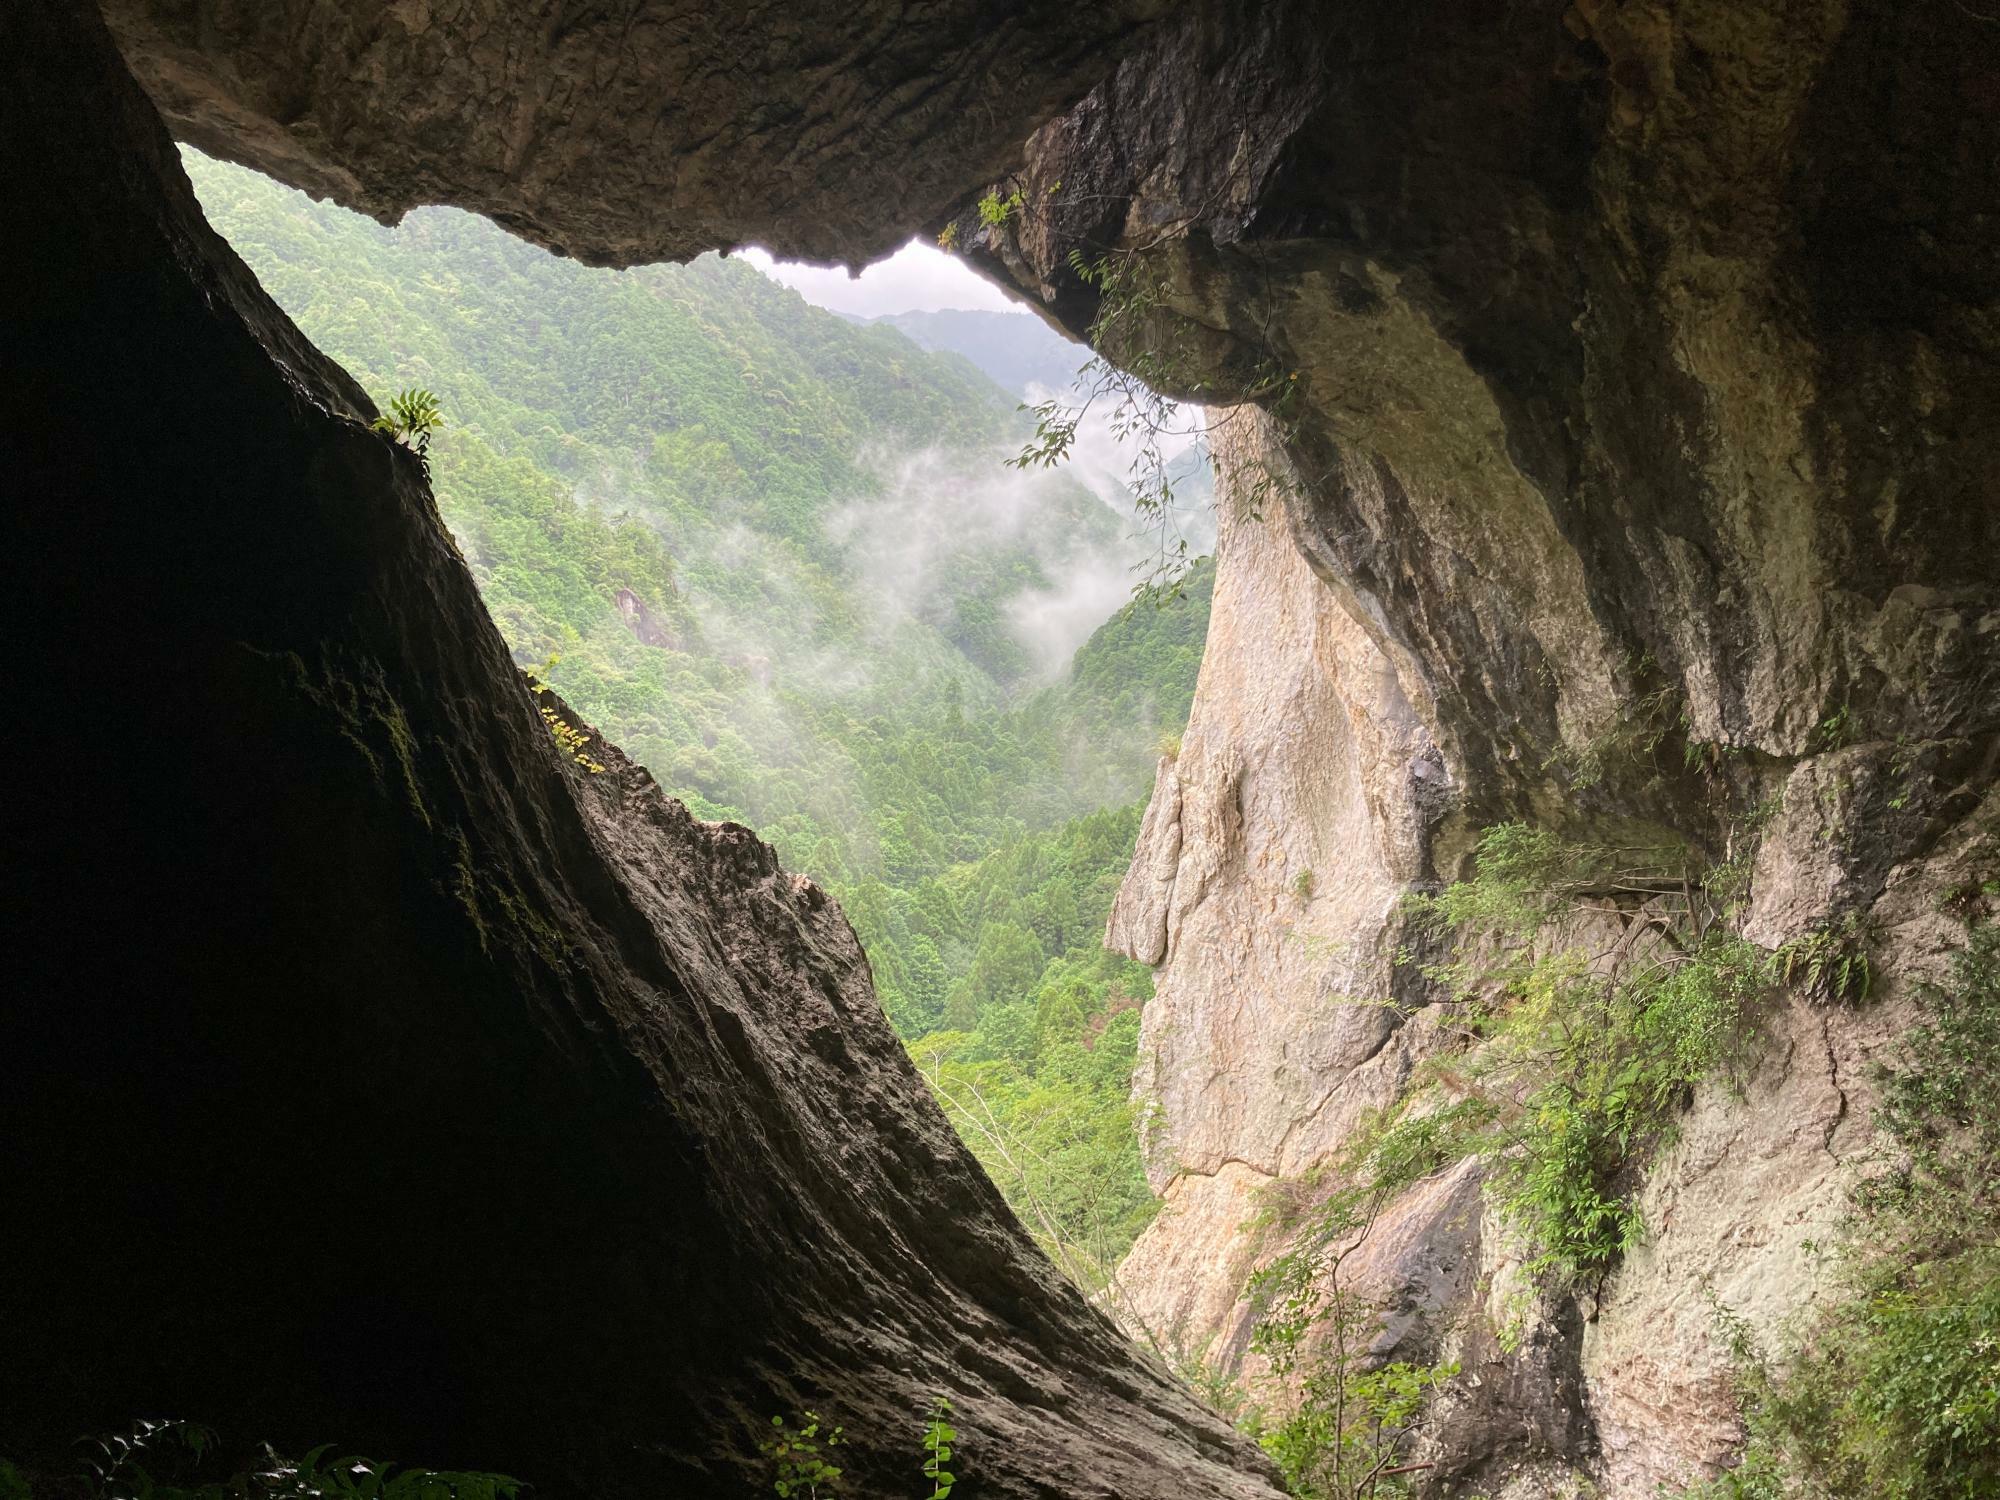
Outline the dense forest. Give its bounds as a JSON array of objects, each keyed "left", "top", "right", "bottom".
[{"left": 188, "top": 152, "right": 1213, "bottom": 1285}]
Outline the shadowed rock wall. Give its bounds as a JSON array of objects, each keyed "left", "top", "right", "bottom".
[
  {"left": 0, "top": 6, "right": 1279, "bottom": 1496},
  {"left": 95, "top": 0, "right": 1173, "bottom": 267},
  {"left": 965, "top": 0, "right": 2000, "bottom": 835}
]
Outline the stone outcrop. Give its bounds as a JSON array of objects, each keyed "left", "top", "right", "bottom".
[
  {"left": 94, "top": 0, "right": 1171, "bottom": 267},
  {"left": 1106, "top": 411, "right": 1445, "bottom": 1360},
  {"left": 1, "top": 6, "right": 1279, "bottom": 1497},
  {"left": 614, "top": 586, "right": 678, "bottom": 649},
  {"left": 1103, "top": 406, "right": 1986, "bottom": 1496},
  {"left": 963, "top": 0, "right": 1999, "bottom": 837},
  {"left": 1107, "top": 414, "right": 1611, "bottom": 1495}
]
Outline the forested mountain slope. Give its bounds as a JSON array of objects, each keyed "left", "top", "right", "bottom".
[{"left": 188, "top": 150, "right": 1212, "bottom": 1279}]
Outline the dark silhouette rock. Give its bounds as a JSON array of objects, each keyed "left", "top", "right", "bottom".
[{"left": 0, "top": 7, "right": 1277, "bottom": 1497}]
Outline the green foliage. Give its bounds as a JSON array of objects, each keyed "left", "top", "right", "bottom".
[
  {"left": 920, "top": 1397, "right": 956, "bottom": 1500},
  {"left": 371, "top": 387, "right": 445, "bottom": 481},
  {"left": 1015, "top": 248, "right": 1299, "bottom": 602},
  {"left": 912, "top": 930, "right": 1162, "bottom": 1291},
  {"left": 762, "top": 1414, "right": 843, "bottom": 1500},
  {"left": 186, "top": 148, "right": 1213, "bottom": 1294},
  {"left": 1686, "top": 925, "right": 2000, "bottom": 1500},
  {"left": 53, "top": 1421, "right": 517, "bottom": 1500},
  {"left": 1411, "top": 824, "right": 1700, "bottom": 952},
  {"left": 371, "top": 387, "right": 445, "bottom": 449},
  {"left": 1496, "top": 930, "right": 1767, "bottom": 1283},
  {"left": 537, "top": 702, "right": 606, "bottom": 773},
  {"left": 1243, "top": 1126, "right": 1462, "bottom": 1500},
  {"left": 1815, "top": 702, "right": 1856, "bottom": 752},
  {"left": 1066, "top": 562, "right": 1214, "bottom": 735},
  {"left": 976, "top": 189, "right": 1025, "bottom": 227},
  {"left": 242, "top": 1451, "right": 514, "bottom": 1500},
  {"left": 1255, "top": 1356, "right": 1456, "bottom": 1500},
  {"left": 1869, "top": 924, "right": 2000, "bottom": 1232},
  {"left": 1229, "top": 812, "right": 1772, "bottom": 1495},
  {"left": 1401, "top": 823, "right": 1768, "bottom": 1287},
  {"left": 1775, "top": 913, "right": 1874, "bottom": 1004}
]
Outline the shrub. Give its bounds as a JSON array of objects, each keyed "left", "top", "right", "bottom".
[
  {"left": 1398, "top": 825, "right": 1768, "bottom": 1287},
  {"left": 1689, "top": 924, "right": 2000, "bottom": 1499},
  {"left": 17, "top": 1421, "right": 517, "bottom": 1500},
  {"left": 1242, "top": 1115, "right": 1466, "bottom": 1498}
]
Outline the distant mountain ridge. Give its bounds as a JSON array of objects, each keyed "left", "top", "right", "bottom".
[{"left": 870, "top": 307, "right": 1088, "bottom": 398}]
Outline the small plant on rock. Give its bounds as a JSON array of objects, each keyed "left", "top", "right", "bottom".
[
  {"left": 976, "top": 188, "right": 1025, "bottom": 227},
  {"left": 521, "top": 662, "right": 606, "bottom": 774},
  {"left": 762, "top": 1412, "right": 843, "bottom": 1500},
  {"left": 50, "top": 1419, "right": 517, "bottom": 1500},
  {"left": 539, "top": 704, "right": 606, "bottom": 774},
  {"left": 1245, "top": 1121, "right": 1463, "bottom": 1499},
  {"left": 1775, "top": 912, "right": 1874, "bottom": 1004},
  {"left": 920, "top": 1396, "right": 956, "bottom": 1500},
  {"left": 371, "top": 388, "right": 444, "bottom": 477}
]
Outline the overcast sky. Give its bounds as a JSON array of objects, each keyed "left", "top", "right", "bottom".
[{"left": 735, "top": 237, "right": 1026, "bottom": 319}]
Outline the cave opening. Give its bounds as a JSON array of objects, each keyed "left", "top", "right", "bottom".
[
  {"left": 11, "top": 2, "right": 2000, "bottom": 1498},
  {"left": 181, "top": 149, "right": 1221, "bottom": 1315}
]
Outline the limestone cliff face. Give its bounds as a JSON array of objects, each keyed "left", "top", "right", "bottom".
[
  {"left": 1106, "top": 417, "right": 1981, "bottom": 1494},
  {"left": 1106, "top": 411, "right": 1446, "bottom": 1361},
  {"left": 948, "top": 1, "right": 2000, "bottom": 1493},
  {"left": 1112, "top": 406, "right": 2000, "bottom": 1496}
]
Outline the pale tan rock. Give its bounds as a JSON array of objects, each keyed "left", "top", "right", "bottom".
[
  {"left": 1115, "top": 1163, "right": 1275, "bottom": 1369},
  {"left": 1581, "top": 996, "right": 1886, "bottom": 1494},
  {"left": 1102, "top": 412, "right": 1983, "bottom": 1499},
  {"left": 1110, "top": 415, "right": 1443, "bottom": 1235}
]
